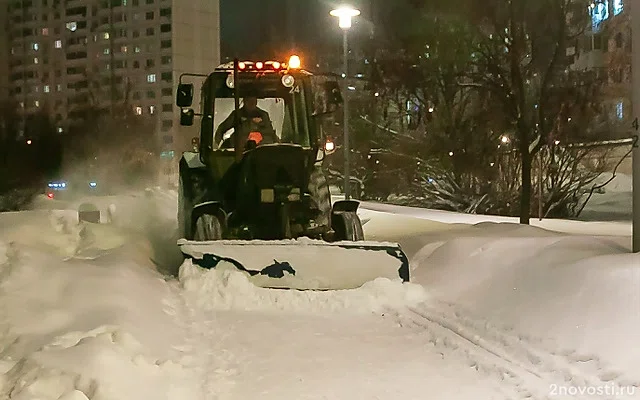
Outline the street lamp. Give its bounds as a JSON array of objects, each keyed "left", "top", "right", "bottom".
[
  {"left": 632, "top": 0, "right": 640, "bottom": 252},
  {"left": 331, "top": 5, "right": 360, "bottom": 200}
]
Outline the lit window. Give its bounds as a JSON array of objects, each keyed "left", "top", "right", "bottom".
[
  {"left": 104, "top": 48, "right": 110, "bottom": 55},
  {"left": 121, "top": 45, "right": 128, "bottom": 53},
  {"left": 56, "top": 84, "right": 62, "bottom": 91},
  {"left": 57, "top": 127, "right": 63, "bottom": 133},
  {"left": 149, "top": 105, "right": 155, "bottom": 114},
  {"left": 33, "top": 57, "right": 39, "bottom": 64},
  {"left": 613, "top": 0, "right": 623, "bottom": 15},
  {"left": 135, "top": 106, "right": 143, "bottom": 115},
  {"left": 19, "top": 102, "right": 24, "bottom": 108},
  {"left": 616, "top": 101, "right": 624, "bottom": 119},
  {"left": 44, "top": 85, "right": 50, "bottom": 93},
  {"left": 35, "top": 100, "right": 40, "bottom": 107},
  {"left": 147, "top": 74, "right": 156, "bottom": 83},
  {"left": 55, "top": 40, "right": 62, "bottom": 48},
  {"left": 42, "top": 28, "right": 49, "bottom": 35},
  {"left": 32, "top": 43, "right": 39, "bottom": 51},
  {"left": 591, "top": 1, "right": 609, "bottom": 32},
  {"left": 103, "top": 32, "right": 110, "bottom": 39},
  {"left": 134, "top": 46, "right": 141, "bottom": 53},
  {"left": 66, "top": 22, "right": 77, "bottom": 31}
]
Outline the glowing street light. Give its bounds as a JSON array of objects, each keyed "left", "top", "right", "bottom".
[
  {"left": 330, "top": 6, "right": 360, "bottom": 29},
  {"left": 633, "top": 0, "right": 640, "bottom": 252},
  {"left": 330, "top": 5, "right": 360, "bottom": 200}
]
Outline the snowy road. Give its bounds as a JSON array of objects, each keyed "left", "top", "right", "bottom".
[
  {"left": 392, "top": 303, "right": 637, "bottom": 400},
  {"left": 0, "top": 189, "right": 637, "bottom": 399}
]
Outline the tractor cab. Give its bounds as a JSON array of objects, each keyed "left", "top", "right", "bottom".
[
  {"left": 176, "top": 56, "right": 343, "bottom": 240},
  {"left": 177, "top": 56, "right": 341, "bottom": 180}
]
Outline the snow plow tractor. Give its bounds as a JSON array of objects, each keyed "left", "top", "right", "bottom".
[{"left": 175, "top": 56, "right": 410, "bottom": 290}]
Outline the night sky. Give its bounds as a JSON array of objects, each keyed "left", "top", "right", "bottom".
[{"left": 219, "top": 0, "right": 372, "bottom": 62}]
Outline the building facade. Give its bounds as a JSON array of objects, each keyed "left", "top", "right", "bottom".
[
  {"left": 5, "top": 0, "right": 219, "bottom": 164},
  {"left": 568, "top": 0, "right": 631, "bottom": 139}
]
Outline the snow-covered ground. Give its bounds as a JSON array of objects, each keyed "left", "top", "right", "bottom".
[
  {"left": 577, "top": 172, "right": 633, "bottom": 222},
  {"left": 0, "top": 184, "right": 638, "bottom": 399}
]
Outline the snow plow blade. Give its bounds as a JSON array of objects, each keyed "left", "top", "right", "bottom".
[{"left": 177, "top": 238, "right": 410, "bottom": 290}]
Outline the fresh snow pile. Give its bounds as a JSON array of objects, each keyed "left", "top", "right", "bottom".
[
  {"left": 0, "top": 210, "right": 199, "bottom": 400},
  {"left": 0, "top": 210, "right": 97, "bottom": 258},
  {"left": 0, "top": 186, "right": 638, "bottom": 399},
  {"left": 594, "top": 172, "right": 632, "bottom": 193},
  {"left": 578, "top": 172, "right": 633, "bottom": 222},
  {"left": 404, "top": 218, "right": 640, "bottom": 388},
  {"left": 179, "top": 259, "right": 427, "bottom": 314}
]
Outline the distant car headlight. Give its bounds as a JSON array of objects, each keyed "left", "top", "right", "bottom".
[{"left": 47, "top": 181, "right": 67, "bottom": 190}]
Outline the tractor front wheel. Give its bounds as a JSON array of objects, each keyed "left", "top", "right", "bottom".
[{"left": 193, "top": 214, "right": 223, "bottom": 241}]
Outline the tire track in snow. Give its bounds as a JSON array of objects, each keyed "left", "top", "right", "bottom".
[
  {"left": 175, "top": 290, "right": 239, "bottom": 400},
  {"left": 389, "top": 307, "right": 534, "bottom": 399},
  {"left": 417, "top": 302, "right": 638, "bottom": 390},
  {"left": 389, "top": 302, "right": 636, "bottom": 399}
]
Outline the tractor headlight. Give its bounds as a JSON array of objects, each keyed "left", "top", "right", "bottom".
[
  {"left": 324, "top": 137, "right": 335, "bottom": 152},
  {"left": 281, "top": 74, "right": 295, "bottom": 88},
  {"left": 226, "top": 74, "right": 234, "bottom": 89}
]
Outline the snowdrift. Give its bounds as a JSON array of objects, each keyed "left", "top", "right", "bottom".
[
  {"left": 0, "top": 197, "right": 434, "bottom": 400},
  {"left": 406, "top": 219, "right": 640, "bottom": 387},
  {"left": 0, "top": 187, "right": 638, "bottom": 399},
  {"left": 179, "top": 258, "right": 426, "bottom": 314},
  {"left": 0, "top": 211, "right": 199, "bottom": 400}
]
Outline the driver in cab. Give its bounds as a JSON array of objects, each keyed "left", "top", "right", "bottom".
[{"left": 214, "top": 96, "right": 279, "bottom": 148}]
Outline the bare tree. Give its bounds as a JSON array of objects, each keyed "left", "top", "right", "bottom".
[{"left": 419, "top": 0, "right": 594, "bottom": 223}]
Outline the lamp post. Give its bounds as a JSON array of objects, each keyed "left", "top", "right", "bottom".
[
  {"left": 632, "top": 1, "right": 640, "bottom": 252},
  {"left": 331, "top": 6, "right": 360, "bottom": 200}
]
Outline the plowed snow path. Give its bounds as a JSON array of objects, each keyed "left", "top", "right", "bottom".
[
  {"left": 389, "top": 302, "right": 639, "bottom": 400},
  {"left": 180, "top": 305, "right": 524, "bottom": 399}
]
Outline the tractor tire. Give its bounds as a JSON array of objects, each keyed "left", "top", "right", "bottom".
[
  {"left": 178, "top": 175, "right": 188, "bottom": 239},
  {"left": 308, "top": 166, "right": 332, "bottom": 228},
  {"left": 193, "top": 214, "right": 223, "bottom": 241},
  {"left": 333, "top": 211, "right": 364, "bottom": 242}
]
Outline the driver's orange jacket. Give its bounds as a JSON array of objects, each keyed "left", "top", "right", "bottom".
[{"left": 214, "top": 107, "right": 277, "bottom": 145}]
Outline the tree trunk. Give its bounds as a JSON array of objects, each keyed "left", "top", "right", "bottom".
[{"left": 519, "top": 142, "right": 532, "bottom": 224}]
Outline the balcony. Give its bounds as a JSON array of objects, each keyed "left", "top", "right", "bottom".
[{"left": 65, "top": 6, "right": 88, "bottom": 18}]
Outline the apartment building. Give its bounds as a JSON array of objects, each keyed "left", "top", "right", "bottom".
[
  {"left": 568, "top": 0, "right": 630, "bottom": 139},
  {"left": 0, "top": 6, "right": 9, "bottom": 100},
  {"left": 5, "top": 0, "right": 219, "bottom": 158}
]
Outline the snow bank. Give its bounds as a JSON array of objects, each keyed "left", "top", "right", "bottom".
[
  {"left": 358, "top": 199, "right": 632, "bottom": 238},
  {"left": 595, "top": 172, "right": 633, "bottom": 193},
  {"left": 408, "top": 222, "right": 640, "bottom": 386},
  {"left": 26, "top": 189, "right": 183, "bottom": 274},
  {"left": 178, "top": 260, "right": 428, "bottom": 315},
  {"left": 578, "top": 172, "right": 633, "bottom": 222},
  {"left": 0, "top": 212, "right": 199, "bottom": 400}
]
